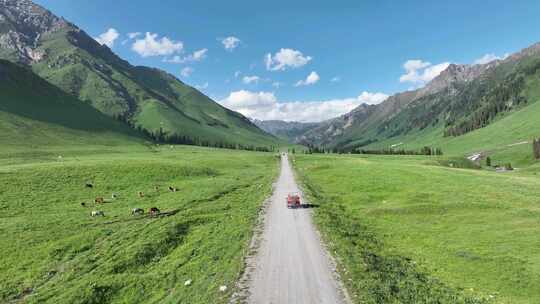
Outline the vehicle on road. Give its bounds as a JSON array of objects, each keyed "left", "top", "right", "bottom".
[{"left": 286, "top": 193, "right": 301, "bottom": 208}]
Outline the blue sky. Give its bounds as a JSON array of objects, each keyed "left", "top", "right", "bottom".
[{"left": 34, "top": 0, "right": 540, "bottom": 122}]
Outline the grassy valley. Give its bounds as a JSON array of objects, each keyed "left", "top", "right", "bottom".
[
  {"left": 294, "top": 154, "right": 540, "bottom": 304},
  {"left": 0, "top": 145, "right": 278, "bottom": 303},
  {"left": 0, "top": 52, "right": 281, "bottom": 304},
  {"left": 0, "top": 58, "right": 282, "bottom": 303},
  {"left": 2, "top": 1, "right": 540, "bottom": 303}
]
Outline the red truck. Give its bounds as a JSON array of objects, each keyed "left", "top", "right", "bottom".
[{"left": 286, "top": 193, "right": 301, "bottom": 208}]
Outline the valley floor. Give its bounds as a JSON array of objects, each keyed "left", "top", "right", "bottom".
[
  {"left": 294, "top": 153, "right": 540, "bottom": 304},
  {"left": 0, "top": 145, "right": 278, "bottom": 304},
  {"left": 4, "top": 144, "right": 540, "bottom": 304}
]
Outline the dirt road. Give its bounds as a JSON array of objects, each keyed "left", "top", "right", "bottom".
[{"left": 245, "top": 154, "right": 347, "bottom": 304}]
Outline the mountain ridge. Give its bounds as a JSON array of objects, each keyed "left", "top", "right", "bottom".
[
  {"left": 295, "top": 42, "right": 540, "bottom": 154},
  {"left": 0, "top": 0, "right": 278, "bottom": 147}
]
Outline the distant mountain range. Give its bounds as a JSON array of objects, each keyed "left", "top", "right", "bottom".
[
  {"left": 0, "top": 0, "right": 277, "bottom": 147},
  {"left": 297, "top": 60, "right": 500, "bottom": 147},
  {"left": 260, "top": 42, "right": 540, "bottom": 160},
  {"left": 251, "top": 119, "right": 319, "bottom": 143}
]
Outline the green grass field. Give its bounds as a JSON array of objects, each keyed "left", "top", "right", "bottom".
[
  {"left": 294, "top": 154, "right": 540, "bottom": 304},
  {"left": 0, "top": 145, "right": 278, "bottom": 303}
]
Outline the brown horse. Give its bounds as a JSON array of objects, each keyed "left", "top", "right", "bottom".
[{"left": 148, "top": 207, "right": 160, "bottom": 216}]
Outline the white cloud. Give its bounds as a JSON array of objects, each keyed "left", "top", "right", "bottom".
[
  {"left": 424, "top": 63, "right": 451, "bottom": 80},
  {"left": 127, "top": 32, "right": 141, "bottom": 39},
  {"left": 234, "top": 71, "right": 241, "bottom": 78},
  {"left": 473, "top": 53, "right": 509, "bottom": 65},
  {"left": 94, "top": 28, "right": 120, "bottom": 48},
  {"left": 164, "top": 48, "right": 208, "bottom": 64},
  {"left": 219, "top": 90, "right": 388, "bottom": 122},
  {"left": 181, "top": 67, "right": 194, "bottom": 77},
  {"left": 357, "top": 91, "right": 389, "bottom": 104},
  {"left": 272, "top": 81, "right": 283, "bottom": 88},
  {"left": 242, "top": 75, "right": 260, "bottom": 84},
  {"left": 195, "top": 82, "right": 209, "bottom": 90},
  {"left": 132, "top": 32, "right": 183, "bottom": 57},
  {"left": 330, "top": 76, "right": 341, "bottom": 82},
  {"left": 221, "top": 36, "right": 241, "bottom": 51},
  {"left": 122, "top": 32, "right": 141, "bottom": 45},
  {"left": 295, "top": 71, "right": 320, "bottom": 86},
  {"left": 265, "top": 48, "right": 312, "bottom": 71},
  {"left": 399, "top": 59, "right": 450, "bottom": 85},
  {"left": 164, "top": 56, "right": 182, "bottom": 63}
]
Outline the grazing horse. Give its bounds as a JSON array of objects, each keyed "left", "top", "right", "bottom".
[
  {"left": 85, "top": 183, "right": 93, "bottom": 188},
  {"left": 131, "top": 208, "right": 144, "bottom": 215},
  {"left": 148, "top": 207, "right": 160, "bottom": 216},
  {"left": 91, "top": 210, "right": 104, "bottom": 217},
  {"left": 168, "top": 186, "right": 178, "bottom": 192},
  {"left": 94, "top": 197, "right": 105, "bottom": 204}
]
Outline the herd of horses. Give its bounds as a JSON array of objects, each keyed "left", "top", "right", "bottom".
[{"left": 84, "top": 183, "right": 178, "bottom": 218}]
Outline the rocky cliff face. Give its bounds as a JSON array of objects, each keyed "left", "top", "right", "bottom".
[
  {"left": 508, "top": 41, "right": 540, "bottom": 61},
  {"left": 422, "top": 63, "right": 496, "bottom": 96},
  {"left": 0, "top": 0, "right": 69, "bottom": 63}
]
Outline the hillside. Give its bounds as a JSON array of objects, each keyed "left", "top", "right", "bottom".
[
  {"left": 299, "top": 62, "right": 497, "bottom": 147},
  {"left": 252, "top": 119, "right": 319, "bottom": 143},
  {"left": 0, "top": 59, "right": 141, "bottom": 150},
  {"left": 0, "top": 0, "right": 277, "bottom": 147},
  {"left": 301, "top": 42, "right": 540, "bottom": 164}
]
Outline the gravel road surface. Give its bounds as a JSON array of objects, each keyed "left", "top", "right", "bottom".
[{"left": 246, "top": 154, "right": 348, "bottom": 304}]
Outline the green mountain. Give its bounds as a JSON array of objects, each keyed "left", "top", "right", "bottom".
[
  {"left": 0, "top": 0, "right": 277, "bottom": 147},
  {"left": 302, "top": 42, "right": 540, "bottom": 164},
  {"left": 252, "top": 119, "right": 319, "bottom": 143},
  {"left": 0, "top": 59, "right": 140, "bottom": 148}
]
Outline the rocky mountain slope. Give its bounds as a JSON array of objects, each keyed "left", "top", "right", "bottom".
[
  {"left": 299, "top": 42, "right": 540, "bottom": 152},
  {"left": 0, "top": 0, "right": 277, "bottom": 147}
]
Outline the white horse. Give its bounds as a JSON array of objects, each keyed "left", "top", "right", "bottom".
[
  {"left": 91, "top": 210, "right": 105, "bottom": 217},
  {"left": 131, "top": 208, "right": 144, "bottom": 215}
]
